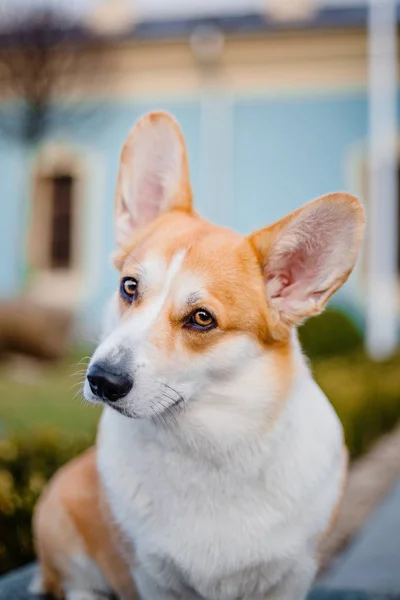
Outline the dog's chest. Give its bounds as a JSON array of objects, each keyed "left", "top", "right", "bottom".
[
  {"left": 97, "top": 411, "right": 311, "bottom": 587},
  {"left": 97, "top": 389, "right": 343, "bottom": 599}
]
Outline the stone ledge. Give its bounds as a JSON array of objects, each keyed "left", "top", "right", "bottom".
[
  {"left": 1, "top": 566, "right": 400, "bottom": 600},
  {"left": 319, "top": 425, "right": 400, "bottom": 572}
]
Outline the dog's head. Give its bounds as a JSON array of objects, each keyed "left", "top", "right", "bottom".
[{"left": 84, "top": 112, "right": 364, "bottom": 427}]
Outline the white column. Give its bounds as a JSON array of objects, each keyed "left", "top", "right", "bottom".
[
  {"left": 191, "top": 25, "right": 233, "bottom": 225},
  {"left": 366, "top": 0, "right": 399, "bottom": 360},
  {"left": 199, "top": 90, "right": 233, "bottom": 225}
]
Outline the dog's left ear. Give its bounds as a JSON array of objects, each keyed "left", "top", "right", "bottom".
[
  {"left": 249, "top": 193, "right": 365, "bottom": 331},
  {"left": 114, "top": 111, "right": 192, "bottom": 247}
]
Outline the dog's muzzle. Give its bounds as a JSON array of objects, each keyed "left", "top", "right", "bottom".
[{"left": 87, "top": 363, "right": 133, "bottom": 403}]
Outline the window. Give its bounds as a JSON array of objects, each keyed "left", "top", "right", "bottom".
[
  {"left": 29, "top": 171, "right": 76, "bottom": 272},
  {"left": 49, "top": 174, "right": 74, "bottom": 269},
  {"left": 27, "top": 143, "right": 89, "bottom": 310}
]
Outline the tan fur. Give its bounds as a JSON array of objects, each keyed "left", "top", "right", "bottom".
[
  {"left": 33, "top": 448, "right": 137, "bottom": 599},
  {"left": 119, "top": 212, "right": 274, "bottom": 344}
]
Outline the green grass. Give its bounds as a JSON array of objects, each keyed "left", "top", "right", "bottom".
[{"left": 0, "top": 347, "right": 100, "bottom": 436}]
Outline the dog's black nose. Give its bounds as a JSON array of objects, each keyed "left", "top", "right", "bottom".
[{"left": 87, "top": 363, "right": 133, "bottom": 402}]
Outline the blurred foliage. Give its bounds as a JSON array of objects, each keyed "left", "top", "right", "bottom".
[
  {"left": 0, "top": 317, "right": 400, "bottom": 574},
  {"left": 313, "top": 351, "right": 400, "bottom": 459},
  {"left": 300, "top": 308, "right": 400, "bottom": 458},
  {"left": 299, "top": 307, "right": 364, "bottom": 359},
  {"left": 0, "top": 430, "right": 93, "bottom": 574},
  {"left": 0, "top": 345, "right": 100, "bottom": 434},
  {"left": 0, "top": 345, "right": 98, "bottom": 573}
]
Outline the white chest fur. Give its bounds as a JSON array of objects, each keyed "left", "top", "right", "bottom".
[{"left": 97, "top": 373, "right": 344, "bottom": 600}]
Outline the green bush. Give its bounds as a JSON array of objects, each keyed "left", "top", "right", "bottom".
[
  {"left": 298, "top": 309, "right": 400, "bottom": 457},
  {"left": 313, "top": 350, "right": 400, "bottom": 458},
  {"left": 299, "top": 307, "right": 364, "bottom": 360},
  {"left": 0, "top": 430, "right": 93, "bottom": 574}
]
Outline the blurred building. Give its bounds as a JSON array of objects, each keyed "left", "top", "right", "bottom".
[{"left": 0, "top": 0, "right": 398, "bottom": 351}]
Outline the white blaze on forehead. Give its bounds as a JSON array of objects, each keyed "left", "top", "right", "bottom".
[
  {"left": 133, "top": 249, "right": 187, "bottom": 332},
  {"left": 173, "top": 272, "right": 205, "bottom": 308},
  {"left": 90, "top": 250, "right": 187, "bottom": 365},
  {"left": 139, "top": 256, "right": 169, "bottom": 292}
]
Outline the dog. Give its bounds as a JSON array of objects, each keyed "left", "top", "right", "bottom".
[{"left": 32, "top": 111, "right": 365, "bottom": 600}]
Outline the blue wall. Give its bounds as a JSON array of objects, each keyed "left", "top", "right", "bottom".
[
  {"left": 0, "top": 91, "right": 370, "bottom": 333},
  {"left": 0, "top": 140, "right": 29, "bottom": 298},
  {"left": 232, "top": 92, "right": 368, "bottom": 233}
]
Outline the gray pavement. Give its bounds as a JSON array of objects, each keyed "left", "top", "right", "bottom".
[{"left": 320, "top": 479, "right": 400, "bottom": 595}]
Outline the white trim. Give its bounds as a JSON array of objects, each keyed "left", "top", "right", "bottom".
[
  {"left": 27, "top": 140, "right": 104, "bottom": 314},
  {"left": 343, "top": 139, "right": 368, "bottom": 297},
  {"left": 366, "top": 0, "right": 399, "bottom": 360},
  {"left": 199, "top": 89, "right": 235, "bottom": 224},
  {"left": 345, "top": 136, "right": 400, "bottom": 334}
]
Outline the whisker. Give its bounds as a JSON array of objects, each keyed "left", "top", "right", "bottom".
[
  {"left": 159, "top": 396, "right": 177, "bottom": 425},
  {"left": 70, "top": 382, "right": 86, "bottom": 390},
  {"left": 70, "top": 387, "right": 85, "bottom": 395},
  {"left": 155, "top": 398, "right": 172, "bottom": 428},
  {"left": 69, "top": 370, "right": 87, "bottom": 379},
  {"left": 71, "top": 356, "right": 92, "bottom": 368},
  {"left": 158, "top": 394, "right": 182, "bottom": 426},
  {"left": 70, "top": 375, "right": 87, "bottom": 384},
  {"left": 149, "top": 403, "right": 165, "bottom": 428},
  {"left": 162, "top": 383, "right": 185, "bottom": 406},
  {"left": 79, "top": 336, "right": 99, "bottom": 345}
]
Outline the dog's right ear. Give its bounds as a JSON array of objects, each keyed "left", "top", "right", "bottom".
[{"left": 114, "top": 111, "right": 193, "bottom": 248}]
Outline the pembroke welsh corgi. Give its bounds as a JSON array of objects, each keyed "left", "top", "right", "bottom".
[{"left": 32, "top": 111, "right": 365, "bottom": 600}]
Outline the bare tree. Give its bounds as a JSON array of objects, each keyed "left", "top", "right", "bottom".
[{"left": 0, "top": 6, "right": 111, "bottom": 145}]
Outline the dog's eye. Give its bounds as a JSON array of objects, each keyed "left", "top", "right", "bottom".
[
  {"left": 186, "top": 309, "right": 216, "bottom": 331},
  {"left": 120, "top": 277, "right": 138, "bottom": 303}
]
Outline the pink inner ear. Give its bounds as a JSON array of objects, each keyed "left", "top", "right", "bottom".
[
  {"left": 137, "top": 175, "right": 165, "bottom": 223},
  {"left": 266, "top": 271, "right": 291, "bottom": 298},
  {"left": 266, "top": 244, "right": 324, "bottom": 302},
  {"left": 138, "top": 179, "right": 164, "bottom": 222},
  {"left": 260, "top": 196, "right": 363, "bottom": 321}
]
